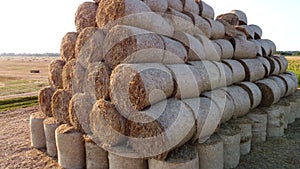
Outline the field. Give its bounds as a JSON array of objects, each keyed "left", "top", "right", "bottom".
[{"left": 286, "top": 56, "right": 300, "bottom": 87}]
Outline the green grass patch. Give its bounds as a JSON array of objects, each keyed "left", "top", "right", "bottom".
[
  {"left": 0, "top": 96, "right": 38, "bottom": 112},
  {"left": 0, "top": 79, "right": 48, "bottom": 96},
  {"left": 287, "top": 59, "right": 300, "bottom": 87}
]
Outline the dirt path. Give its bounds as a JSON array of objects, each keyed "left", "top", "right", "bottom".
[{"left": 0, "top": 106, "right": 299, "bottom": 168}]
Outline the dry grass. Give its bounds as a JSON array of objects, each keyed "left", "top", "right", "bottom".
[{"left": 286, "top": 56, "right": 300, "bottom": 87}]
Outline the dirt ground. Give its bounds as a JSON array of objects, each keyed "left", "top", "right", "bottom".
[{"left": 0, "top": 106, "right": 299, "bottom": 169}]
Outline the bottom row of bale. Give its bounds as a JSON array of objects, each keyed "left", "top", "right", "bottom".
[{"left": 30, "top": 92, "right": 300, "bottom": 169}]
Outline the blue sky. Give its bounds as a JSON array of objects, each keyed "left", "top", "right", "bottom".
[{"left": 0, "top": 0, "right": 299, "bottom": 53}]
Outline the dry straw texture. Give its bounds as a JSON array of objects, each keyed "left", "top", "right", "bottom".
[
  {"left": 38, "top": 87, "right": 56, "bottom": 117},
  {"left": 49, "top": 59, "right": 66, "bottom": 89},
  {"left": 43, "top": 117, "right": 60, "bottom": 157},
  {"left": 75, "top": 2, "right": 98, "bottom": 33},
  {"left": 60, "top": 32, "right": 78, "bottom": 62},
  {"left": 30, "top": 112, "right": 46, "bottom": 149},
  {"left": 51, "top": 89, "right": 72, "bottom": 124}
]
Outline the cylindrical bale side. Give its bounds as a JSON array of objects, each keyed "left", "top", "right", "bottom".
[
  {"left": 231, "top": 36, "right": 258, "bottom": 59},
  {"left": 38, "top": 86, "right": 56, "bottom": 117},
  {"left": 51, "top": 89, "right": 72, "bottom": 124},
  {"left": 148, "top": 143, "right": 199, "bottom": 169},
  {"left": 230, "top": 118, "right": 252, "bottom": 155},
  {"left": 62, "top": 59, "right": 76, "bottom": 91},
  {"left": 222, "top": 59, "right": 246, "bottom": 83},
  {"left": 273, "top": 56, "right": 288, "bottom": 74},
  {"left": 30, "top": 112, "right": 46, "bottom": 149},
  {"left": 60, "top": 32, "right": 78, "bottom": 62},
  {"left": 230, "top": 10, "right": 247, "bottom": 25},
  {"left": 212, "top": 41, "right": 222, "bottom": 60},
  {"left": 278, "top": 74, "right": 297, "bottom": 97},
  {"left": 285, "top": 72, "right": 299, "bottom": 89},
  {"left": 75, "top": 27, "right": 99, "bottom": 60},
  {"left": 249, "top": 24, "right": 262, "bottom": 39},
  {"left": 195, "top": 34, "right": 221, "bottom": 61},
  {"left": 276, "top": 99, "right": 291, "bottom": 129},
  {"left": 261, "top": 105, "right": 285, "bottom": 137},
  {"left": 269, "top": 76, "right": 287, "bottom": 98},
  {"left": 55, "top": 124, "right": 86, "bottom": 169},
  {"left": 256, "top": 79, "right": 281, "bottom": 107},
  {"left": 167, "top": 0, "right": 183, "bottom": 12},
  {"left": 85, "top": 136, "right": 109, "bottom": 169},
  {"left": 247, "top": 109, "right": 267, "bottom": 143},
  {"left": 206, "top": 19, "right": 225, "bottom": 39},
  {"left": 267, "top": 57, "right": 280, "bottom": 75},
  {"left": 143, "top": 0, "right": 167, "bottom": 12},
  {"left": 286, "top": 96, "right": 297, "bottom": 124},
  {"left": 183, "top": 0, "right": 199, "bottom": 14},
  {"left": 216, "top": 13, "right": 239, "bottom": 26},
  {"left": 161, "top": 35, "right": 187, "bottom": 64},
  {"left": 257, "top": 56, "right": 271, "bottom": 77},
  {"left": 238, "top": 58, "right": 265, "bottom": 82},
  {"left": 200, "top": 1, "right": 215, "bottom": 19},
  {"left": 75, "top": 2, "right": 98, "bottom": 33},
  {"left": 225, "top": 86, "right": 251, "bottom": 117},
  {"left": 108, "top": 152, "right": 147, "bottom": 169},
  {"left": 43, "top": 118, "right": 60, "bottom": 157},
  {"left": 198, "top": 134, "right": 223, "bottom": 169},
  {"left": 49, "top": 59, "right": 66, "bottom": 89},
  {"left": 250, "top": 39, "right": 263, "bottom": 56},
  {"left": 218, "top": 123, "right": 241, "bottom": 169},
  {"left": 237, "top": 82, "right": 262, "bottom": 109},
  {"left": 213, "top": 39, "right": 234, "bottom": 59},
  {"left": 212, "top": 61, "right": 233, "bottom": 87},
  {"left": 235, "top": 25, "right": 255, "bottom": 39},
  {"left": 191, "top": 13, "right": 212, "bottom": 38}
]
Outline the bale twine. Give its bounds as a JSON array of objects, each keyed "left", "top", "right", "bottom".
[
  {"left": 183, "top": 97, "right": 222, "bottom": 143},
  {"left": 49, "top": 59, "right": 66, "bottom": 89},
  {"left": 269, "top": 76, "right": 287, "bottom": 98},
  {"left": 174, "top": 31, "right": 206, "bottom": 61},
  {"left": 74, "top": 27, "right": 99, "bottom": 59},
  {"left": 286, "top": 96, "right": 297, "bottom": 124},
  {"left": 261, "top": 105, "right": 285, "bottom": 137},
  {"left": 273, "top": 56, "right": 288, "bottom": 74},
  {"left": 197, "top": 134, "right": 223, "bottom": 169},
  {"left": 230, "top": 118, "right": 252, "bottom": 155},
  {"left": 201, "top": 89, "right": 235, "bottom": 123},
  {"left": 222, "top": 59, "right": 245, "bottom": 83},
  {"left": 200, "top": 1, "right": 215, "bottom": 19},
  {"left": 60, "top": 32, "right": 78, "bottom": 62},
  {"left": 89, "top": 100, "right": 127, "bottom": 147},
  {"left": 250, "top": 39, "right": 263, "bottom": 56},
  {"left": 69, "top": 93, "right": 95, "bottom": 134},
  {"left": 110, "top": 63, "right": 174, "bottom": 113},
  {"left": 126, "top": 99, "right": 195, "bottom": 159},
  {"left": 75, "top": 2, "right": 97, "bottom": 33},
  {"left": 51, "top": 89, "right": 72, "bottom": 124},
  {"left": 231, "top": 36, "right": 258, "bottom": 59},
  {"left": 194, "top": 34, "right": 221, "bottom": 61},
  {"left": 84, "top": 136, "right": 109, "bottom": 169},
  {"left": 103, "top": 25, "right": 164, "bottom": 69},
  {"left": 62, "top": 59, "right": 76, "bottom": 91},
  {"left": 182, "top": 0, "right": 199, "bottom": 14},
  {"left": 43, "top": 117, "right": 60, "bottom": 157},
  {"left": 86, "top": 62, "right": 111, "bottom": 100},
  {"left": 238, "top": 58, "right": 265, "bottom": 82},
  {"left": 38, "top": 86, "right": 56, "bottom": 117},
  {"left": 275, "top": 99, "right": 291, "bottom": 129},
  {"left": 246, "top": 109, "right": 267, "bottom": 143},
  {"left": 277, "top": 74, "right": 297, "bottom": 97},
  {"left": 256, "top": 79, "right": 281, "bottom": 107},
  {"left": 161, "top": 35, "right": 187, "bottom": 64},
  {"left": 30, "top": 112, "right": 46, "bottom": 149},
  {"left": 230, "top": 10, "right": 247, "bottom": 25},
  {"left": 167, "top": 0, "right": 183, "bottom": 12},
  {"left": 108, "top": 152, "right": 147, "bottom": 169},
  {"left": 148, "top": 143, "right": 199, "bottom": 169},
  {"left": 225, "top": 86, "right": 251, "bottom": 117},
  {"left": 191, "top": 13, "right": 212, "bottom": 38},
  {"left": 237, "top": 82, "right": 262, "bottom": 109},
  {"left": 166, "top": 64, "right": 203, "bottom": 99},
  {"left": 206, "top": 19, "right": 225, "bottom": 39},
  {"left": 213, "top": 39, "right": 234, "bottom": 59},
  {"left": 249, "top": 24, "right": 262, "bottom": 39},
  {"left": 218, "top": 123, "right": 241, "bottom": 169},
  {"left": 235, "top": 25, "right": 255, "bottom": 39},
  {"left": 257, "top": 56, "right": 271, "bottom": 77},
  {"left": 143, "top": 0, "right": 167, "bottom": 12},
  {"left": 55, "top": 124, "right": 86, "bottom": 169}
]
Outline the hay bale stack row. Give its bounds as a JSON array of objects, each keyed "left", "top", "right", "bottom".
[{"left": 30, "top": 0, "right": 300, "bottom": 168}]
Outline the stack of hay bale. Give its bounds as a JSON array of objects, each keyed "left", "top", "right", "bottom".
[{"left": 29, "top": 0, "right": 300, "bottom": 169}]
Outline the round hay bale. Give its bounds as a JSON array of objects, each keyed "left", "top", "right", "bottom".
[
  {"left": 69, "top": 93, "right": 95, "bottom": 134},
  {"left": 217, "top": 18, "right": 244, "bottom": 40},
  {"left": 30, "top": 112, "right": 46, "bottom": 149},
  {"left": 250, "top": 39, "right": 263, "bottom": 56},
  {"left": 110, "top": 63, "right": 174, "bottom": 114},
  {"left": 257, "top": 39, "right": 272, "bottom": 56},
  {"left": 218, "top": 123, "right": 241, "bottom": 169},
  {"left": 51, "top": 89, "right": 72, "bottom": 124},
  {"left": 269, "top": 76, "right": 287, "bottom": 97},
  {"left": 235, "top": 25, "right": 255, "bottom": 39},
  {"left": 257, "top": 56, "right": 271, "bottom": 77},
  {"left": 55, "top": 124, "right": 85, "bottom": 169},
  {"left": 143, "top": 0, "right": 167, "bottom": 12},
  {"left": 60, "top": 32, "right": 78, "bottom": 62},
  {"left": 200, "top": 1, "right": 215, "bottom": 19},
  {"left": 238, "top": 58, "right": 265, "bottom": 82},
  {"left": 277, "top": 74, "right": 297, "bottom": 97},
  {"left": 161, "top": 35, "right": 187, "bottom": 64},
  {"left": 108, "top": 152, "right": 147, "bottom": 169},
  {"left": 230, "top": 10, "right": 247, "bottom": 25},
  {"left": 213, "top": 39, "right": 234, "bottom": 59},
  {"left": 89, "top": 100, "right": 126, "bottom": 147},
  {"left": 183, "top": 97, "right": 223, "bottom": 143},
  {"left": 256, "top": 79, "right": 281, "bottom": 107},
  {"left": 75, "top": 27, "right": 99, "bottom": 59},
  {"left": 190, "top": 13, "right": 212, "bottom": 38},
  {"left": 206, "top": 19, "right": 225, "bottom": 39},
  {"left": 212, "top": 41, "right": 222, "bottom": 61},
  {"left": 71, "top": 61, "right": 86, "bottom": 94},
  {"left": 231, "top": 36, "right": 259, "bottom": 59},
  {"left": 86, "top": 62, "right": 111, "bottom": 100},
  {"left": 148, "top": 143, "right": 199, "bottom": 169},
  {"left": 84, "top": 136, "right": 109, "bottom": 169},
  {"left": 216, "top": 13, "right": 239, "bottom": 26},
  {"left": 225, "top": 86, "right": 251, "bottom": 117},
  {"left": 267, "top": 57, "right": 280, "bottom": 75},
  {"left": 103, "top": 25, "right": 164, "bottom": 69},
  {"left": 49, "top": 59, "right": 66, "bottom": 89},
  {"left": 249, "top": 24, "right": 262, "bottom": 39},
  {"left": 198, "top": 134, "right": 223, "bottom": 169},
  {"left": 194, "top": 34, "right": 221, "bottom": 61},
  {"left": 285, "top": 71, "right": 299, "bottom": 88},
  {"left": 75, "top": 2, "right": 97, "bottom": 33},
  {"left": 237, "top": 82, "right": 262, "bottom": 109},
  {"left": 222, "top": 59, "right": 246, "bottom": 83},
  {"left": 213, "top": 61, "right": 233, "bottom": 87},
  {"left": 166, "top": 64, "right": 203, "bottom": 99},
  {"left": 273, "top": 56, "right": 288, "bottom": 73},
  {"left": 43, "top": 118, "right": 60, "bottom": 157},
  {"left": 174, "top": 31, "right": 206, "bottom": 61},
  {"left": 62, "top": 59, "right": 76, "bottom": 91},
  {"left": 260, "top": 105, "right": 285, "bottom": 137},
  {"left": 183, "top": 0, "right": 199, "bottom": 14},
  {"left": 246, "top": 109, "right": 267, "bottom": 143},
  {"left": 286, "top": 96, "right": 297, "bottom": 124},
  {"left": 276, "top": 99, "right": 291, "bottom": 129},
  {"left": 265, "top": 39, "right": 277, "bottom": 55},
  {"left": 230, "top": 118, "right": 252, "bottom": 155},
  {"left": 38, "top": 87, "right": 56, "bottom": 117},
  {"left": 201, "top": 89, "right": 235, "bottom": 124},
  {"left": 167, "top": 0, "right": 183, "bottom": 11}
]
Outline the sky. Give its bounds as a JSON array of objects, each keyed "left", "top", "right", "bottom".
[{"left": 0, "top": 0, "right": 299, "bottom": 53}]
